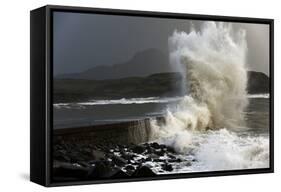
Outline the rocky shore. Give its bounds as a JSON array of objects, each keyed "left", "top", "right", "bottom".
[{"left": 53, "top": 141, "right": 186, "bottom": 181}]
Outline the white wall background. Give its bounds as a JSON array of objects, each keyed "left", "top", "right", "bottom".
[{"left": 0, "top": 0, "right": 279, "bottom": 191}]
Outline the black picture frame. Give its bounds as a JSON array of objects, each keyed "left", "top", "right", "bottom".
[{"left": 30, "top": 4, "right": 274, "bottom": 187}]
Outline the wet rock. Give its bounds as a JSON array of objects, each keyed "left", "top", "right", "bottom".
[
  {"left": 81, "top": 147, "right": 92, "bottom": 155},
  {"left": 145, "top": 147, "right": 154, "bottom": 154},
  {"left": 168, "top": 158, "right": 182, "bottom": 163},
  {"left": 118, "top": 144, "right": 126, "bottom": 149},
  {"left": 111, "top": 155, "right": 127, "bottom": 166},
  {"left": 92, "top": 150, "right": 105, "bottom": 161},
  {"left": 78, "top": 161, "right": 91, "bottom": 168},
  {"left": 53, "top": 150, "right": 71, "bottom": 162},
  {"left": 151, "top": 142, "right": 160, "bottom": 149},
  {"left": 125, "top": 165, "right": 135, "bottom": 171},
  {"left": 184, "top": 161, "right": 192, "bottom": 166},
  {"left": 142, "top": 163, "right": 153, "bottom": 168},
  {"left": 159, "top": 144, "right": 167, "bottom": 149},
  {"left": 133, "top": 165, "right": 156, "bottom": 177},
  {"left": 120, "top": 152, "right": 136, "bottom": 161},
  {"left": 69, "top": 151, "right": 85, "bottom": 162},
  {"left": 154, "top": 149, "right": 165, "bottom": 156},
  {"left": 153, "top": 158, "right": 166, "bottom": 163},
  {"left": 166, "top": 146, "right": 176, "bottom": 153},
  {"left": 128, "top": 159, "right": 140, "bottom": 165},
  {"left": 52, "top": 141, "right": 188, "bottom": 180},
  {"left": 167, "top": 154, "right": 176, "bottom": 159},
  {"left": 113, "top": 147, "right": 120, "bottom": 152},
  {"left": 132, "top": 145, "right": 146, "bottom": 154},
  {"left": 145, "top": 157, "right": 152, "bottom": 161},
  {"left": 139, "top": 158, "right": 147, "bottom": 163},
  {"left": 110, "top": 168, "right": 130, "bottom": 178},
  {"left": 161, "top": 163, "right": 173, "bottom": 171},
  {"left": 149, "top": 153, "right": 159, "bottom": 159},
  {"left": 88, "top": 159, "right": 100, "bottom": 165},
  {"left": 119, "top": 148, "right": 127, "bottom": 155}
]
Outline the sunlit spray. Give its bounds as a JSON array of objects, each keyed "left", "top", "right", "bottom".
[{"left": 151, "top": 21, "right": 249, "bottom": 151}]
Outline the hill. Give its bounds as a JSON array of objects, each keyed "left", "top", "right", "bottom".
[
  {"left": 54, "top": 72, "right": 183, "bottom": 103},
  {"left": 54, "top": 71, "right": 269, "bottom": 103},
  {"left": 56, "top": 48, "right": 173, "bottom": 80}
]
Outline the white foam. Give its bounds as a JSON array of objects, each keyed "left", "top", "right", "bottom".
[
  {"left": 153, "top": 129, "right": 269, "bottom": 173},
  {"left": 247, "top": 93, "right": 270, "bottom": 99},
  {"left": 191, "top": 129, "right": 269, "bottom": 171},
  {"left": 54, "top": 96, "right": 182, "bottom": 108},
  {"left": 168, "top": 22, "right": 248, "bottom": 129},
  {"left": 150, "top": 22, "right": 269, "bottom": 171}
]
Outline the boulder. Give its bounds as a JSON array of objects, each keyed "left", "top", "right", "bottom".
[
  {"left": 111, "top": 155, "right": 128, "bottom": 166},
  {"left": 120, "top": 152, "right": 136, "bottom": 161},
  {"left": 110, "top": 168, "right": 130, "bottom": 179},
  {"left": 133, "top": 165, "right": 157, "bottom": 177},
  {"left": 166, "top": 146, "right": 176, "bottom": 153},
  {"left": 161, "top": 163, "right": 173, "bottom": 171},
  {"left": 168, "top": 158, "right": 182, "bottom": 163},
  {"left": 150, "top": 142, "right": 161, "bottom": 149},
  {"left": 53, "top": 150, "right": 71, "bottom": 162},
  {"left": 154, "top": 149, "right": 165, "bottom": 156},
  {"left": 132, "top": 145, "right": 146, "bottom": 154},
  {"left": 125, "top": 165, "right": 135, "bottom": 171},
  {"left": 92, "top": 150, "right": 105, "bottom": 161}
]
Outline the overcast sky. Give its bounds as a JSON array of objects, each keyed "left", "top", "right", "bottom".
[{"left": 53, "top": 11, "right": 270, "bottom": 76}]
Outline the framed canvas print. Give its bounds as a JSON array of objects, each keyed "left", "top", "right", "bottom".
[{"left": 30, "top": 5, "right": 274, "bottom": 187}]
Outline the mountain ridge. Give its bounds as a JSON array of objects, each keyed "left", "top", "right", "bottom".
[
  {"left": 54, "top": 71, "right": 269, "bottom": 103},
  {"left": 56, "top": 48, "right": 173, "bottom": 80}
]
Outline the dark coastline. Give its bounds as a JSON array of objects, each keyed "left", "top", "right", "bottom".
[
  {"left": 52, "top": 117, "right": 184, "bottom": 181},
  {"left": 53, "top": 71, "right": 269, "bottom": 103}
]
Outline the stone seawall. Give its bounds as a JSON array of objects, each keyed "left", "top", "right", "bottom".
[{"left": 53, "top": 117, "right": 164, "bottom": 145}]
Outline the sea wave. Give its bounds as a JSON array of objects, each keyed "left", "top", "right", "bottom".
[
  {"left": 247, "top": 93, "right": 270, "bottom": 99},
  {"left": 53, "top": 97, "right": 182, "bottom": 108},
  {"left": 151, "top": 129, "right": 269, "bottom": 173},
  {"left": 149, "top": 22, "right": 269, "bottom": 172},
  {"left": 53, "top": 93, "right": 269, "bottom": 109}
]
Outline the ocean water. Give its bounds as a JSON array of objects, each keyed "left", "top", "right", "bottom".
[
  {"left": 53, "top": 95, "right": 270, "bottom": 172},
  {"left": 150, "top": 96, "right": 270, "bottom": 173},
  {"left": 53, "top": 97, "right": 181, "bottom": 129}
]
